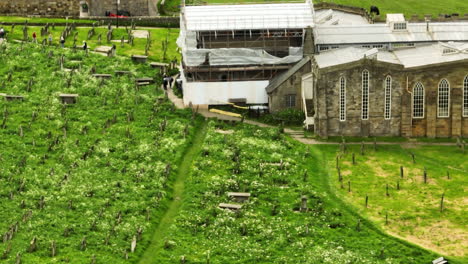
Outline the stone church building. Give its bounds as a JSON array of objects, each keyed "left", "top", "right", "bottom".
[
  {"left": 0, "top": 0, "right": 156, "bottom": 17},
  {"left": 177, "top": 2, "right": 467, "bottom": 138},
  {"left": 266, "top": 12, "right": 468, "bottom": 138}
]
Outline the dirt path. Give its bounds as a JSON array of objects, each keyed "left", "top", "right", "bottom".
[{"left": 138, "top": 122, "right": 207, "bottom": 264}]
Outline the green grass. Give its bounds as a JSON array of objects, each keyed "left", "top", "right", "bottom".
[
  {"left": 0, "top": 16, "right": 95, "bottom": 24},
  {"left": 0, "top": 25, "right": 180, "bottom": 63},
  {"left": 195, "top": 0, "right": 467, "bottom": 18},
  {"left": 328, "top": 144, "right": 467, "bottom": 261},
  {"left": 149, "top": 121, "right": 447, "bottom": 263},
  {"left": 138, "top": 121, "right": 207, "bottom": 263},
  {"left": 0, "top": 42, "right": 194, "bottom": 263}
]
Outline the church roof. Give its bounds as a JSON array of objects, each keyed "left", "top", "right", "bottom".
[
  {"left": 183, "top": 2, "right": 314, "bottom": 31},
  {"left": 266, "top": 57, "right": 310, "bottom": 93},
  {"left": 314, "top": 47, "right": 400, "bottom": 68},
  {"left": 314, "top": 42, "right": 468, "bottom": 69},
  {"left": 315, "top": 22, "right": 468, "bottom": 45}
]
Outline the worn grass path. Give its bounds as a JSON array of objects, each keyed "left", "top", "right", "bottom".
[{"left": 138, "top": 121, "right": 207, "bottom": 264}]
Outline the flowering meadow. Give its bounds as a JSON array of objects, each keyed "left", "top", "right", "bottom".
[
  {"left": 153, "top": 121, "right": 442, "bottom": 263},
  {"left": 0, "top": 42, "right": 197, "bottom": 263}
]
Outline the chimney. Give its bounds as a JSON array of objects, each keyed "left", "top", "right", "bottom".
[{"left": 303, "top": 26, "right": 315, "bottom": 56}]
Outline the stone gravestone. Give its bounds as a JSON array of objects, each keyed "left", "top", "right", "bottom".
[{"left": 59, "top": 94, "right": 78, "bottom": 104}]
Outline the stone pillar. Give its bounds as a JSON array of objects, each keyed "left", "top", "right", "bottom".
[
  {"left": 400, "top": 91, "right": 412, "bottom": 137},
  {"left": 426, "top": 90, "right": 437, "bottom": 138},
  {"left": 315, "top": 77, "right": 328, "bottom": 138},
  {"left": 303, "top": 26, "right": 315, "bottom": 56},
  {"left": 451, "top": 87, "right": 462, "bottom": 137}
]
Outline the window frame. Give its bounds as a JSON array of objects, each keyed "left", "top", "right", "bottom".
[
  {"left": 463, "top": 75, "right": 468, "bottom": 117},
  {"left": 412, "top": 82, "right": 425, "bottom": 119},
  {"left": 437, "top": 79, "right": 450, "bottom": 118},
  {"left": 384, "top": 75, "right": 392, "bottom": 120},
  {"left": 285, "top": 94, "right": 296, "bottom": 108},
  {"left": 361, "top": 70, "right": 370, "bottom": 120},
  {"left": 339, "top": 76, "right": 346, "bottom": 121}
]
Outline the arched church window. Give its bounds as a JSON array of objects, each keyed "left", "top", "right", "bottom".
[
  {"left": 437, "top": 79, "right": 450, "bottom": 118},
  {"left": 384, "top": 76, "right": 392, "bottom": 120},
  {"left": 361, "top": 70, "right": 369, "bottom": 120},
  {"left": 413, "top": 82, "right": 424, "bottom": 118},
  {"left": 339, "top": 77, "right": 346, "bottom": 121},
  {"left": 463, "top": 76, "right": 468, "bottom": 117}
]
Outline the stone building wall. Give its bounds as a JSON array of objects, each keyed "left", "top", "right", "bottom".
[
  {"left": 314, "top": 60, "right": 405, "bottom": 137},
  {"left": 0, "top": 0, "right": 150, "bottom": 17},
  {"left": 0, "top": 0, "right": 79, "bottom": 16},
  {"left": 273, "top": 57, "right": 468, "bottom": 138},
  {"left": 400, "top": 62, "right": 468, "bottom": 138},
  {"left": 313, "top": 60, "right": 468, "bottom": 138},
  {"left": 268, "top": 62, "right": 311, "bottom": 113},
  {"left": 88, "top": 0, "right": 150, "bottom": 17}
]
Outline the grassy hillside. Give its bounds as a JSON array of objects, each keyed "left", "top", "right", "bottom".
[
  {"left": 194, "top": 0, "right": 467, "bottom": 18},
  {"left": 0, "top": 24, "right": 180, "bottom": 63},
  {"left": 149, "top": 121, "right": 450, "bottom": 263},
  {"left": 329, "top": 144, "right": 467, "bottom": 261},
  {"left": 0, "top": 42, "right": 196, "bottom": 263}
]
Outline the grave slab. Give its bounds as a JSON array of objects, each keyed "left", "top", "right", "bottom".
[
  {"left": 132, "top": 30, "right": 150, "bottom": 39},
  {"left": 218, "top": 203, "right": 242, "bottom": 210}
]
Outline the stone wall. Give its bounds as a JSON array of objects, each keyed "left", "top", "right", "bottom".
[
  {"left": 268, "top": 62, "right": 311, "bottom": 113},
  {"left": 314, "top": 60, "right": 405, "bottom": 137},
  {"left": 272, "top": 57, "right": 468, "bottom": 138},
  {"left": 0, "top": 0, "right": 150, "bottom": 17},
  {"left": 313, "top": 60, "right": 468, "bottom": 138},
  {"left": 88, "top": 0, "right": 150, "bottom": 17},
  {"left": 400, "top": 62, "right": 468, "bottom": 138},
  {"left": 0, "top": 0, "right": 79, "bottom": 16}
]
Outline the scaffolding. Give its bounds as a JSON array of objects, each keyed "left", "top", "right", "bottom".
[
  {"left": 177, "top": 1, "right": 314, "bottom": 105},
  {"left": 178, "top": 1, "right": 314, "bottom": 82}
]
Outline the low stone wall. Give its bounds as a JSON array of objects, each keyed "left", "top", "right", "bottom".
[
  {"left": 314, "top": 2, "right": 468, "bottom": 23},
  {"left": 314, "top": 2, "right": 373, "bottom": 23},
  {"left": 0, "top": 15, "right": 179, "bottom": 28},
  {"left": 0, "top": 0, "right": 79, "bottom": 16},
  {"left": 94, "top": 16, "right": 179, "bottom": 27}
]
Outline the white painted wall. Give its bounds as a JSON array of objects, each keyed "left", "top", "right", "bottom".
[
  {"left": 302, "top": 73, "right": 313, "bottom": 99},
  {"left": 179, "top": 69, "right": 269, "bottom": 105},
  {"left": 183, "top": 81, "right": 269, "bottom": 105}
]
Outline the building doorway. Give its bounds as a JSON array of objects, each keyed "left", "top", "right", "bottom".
[{"left": 80, "top": 1, "right": 90, "bottom": 17}]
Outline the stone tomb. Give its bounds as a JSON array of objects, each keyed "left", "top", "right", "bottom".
[
  {"left": 132, "top": 30, "right": 150, "bottom": 39},
  {"left": 227, "top": 192, "right": 251, "bottom": 203},
  {"left": 432, "top": 257, "right": 448, "bottom": 264},
  {"left": 59, "top": 94, "right": 79, "bottom": 104},
  {"left": 115, "top": 71, "right": 133, "bottom": 76},
  {"left": 131, "top": 55, "right": 148, "bottom": 63},
  {"left": 92, "top": 74, "right": 112, "bottom": 79},
  {"left": 150, "top": 62, "right": 169, "bottom": 71},
  {"left": 218, "top": 203, "right": 242, "bottom": 211},
  {"left": 94, "top": 46, "right": 113, "bottom": 57},
  {"left": 135, "top": 77, "right": 155, "bottom": 86},
  {"left": 3, "top": 95, "right": 24, "bottom": 101}
]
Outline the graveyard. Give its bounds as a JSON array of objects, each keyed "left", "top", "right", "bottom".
[
  {"left": 0, "top": 1, "right": 467, "bottom": 263},
  {"left": 0, "top": 23, "right": 179, "bottom": 63},
  {"left": 330, "top": 144, "right": 467, "bottom": 260},
  {"left": 0, "top": 41, "right": 466, "bottom": 264},
  {"left": 0, "top": 41, "right": 199, "bottom": 263},
  {"left": 143, "top": 121, "right": 466, "bottom": 263}
]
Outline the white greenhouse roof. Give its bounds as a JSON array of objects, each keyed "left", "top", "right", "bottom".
[
  {"left": 393, "top": 42, "right": 468, "bottom": 68},
  {"left": 183, "top": 3, "right": 314, "bottom": 31},
  {"left": 315, "top": 22, "right": 468, "bottom": 45},
  {"left": 386, "top": 13, "right": 405, "bottom": 23},
  {"left": 314, "top": 9, "right": 370, "bottom": 26},
  {"left": 314, "top": 47, "right": 399, "bottom": 68},
  {"left": 314, "top": 42, "right": 468, "bottom": 69}
]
